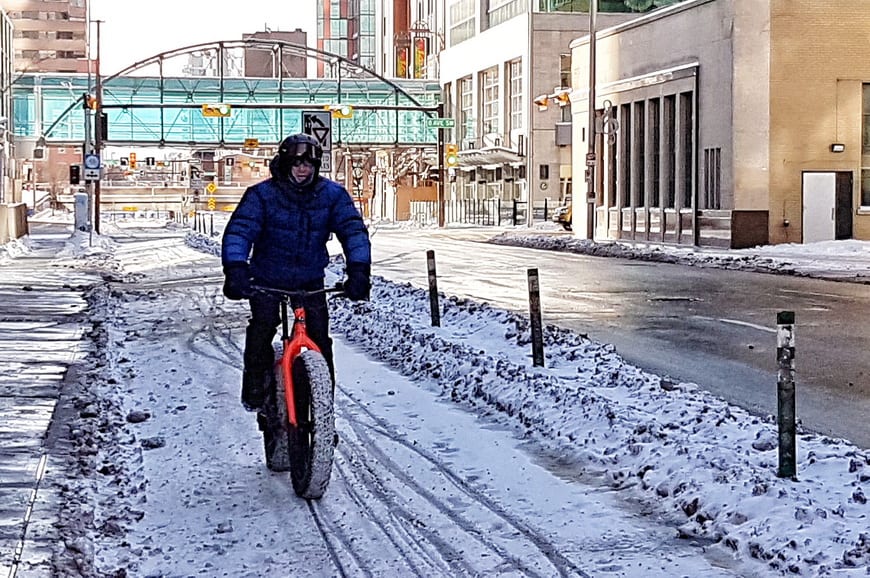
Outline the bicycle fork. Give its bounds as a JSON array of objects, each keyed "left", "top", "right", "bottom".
[{"left": 278, "top": 300, "right": 322, "bottom": 428}]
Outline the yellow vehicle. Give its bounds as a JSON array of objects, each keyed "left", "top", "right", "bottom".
[{"left": 553, "top": 204, "right": 572, "bottom": 231}]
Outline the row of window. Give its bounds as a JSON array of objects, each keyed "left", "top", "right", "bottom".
[
  {"left": 595, "top": 93, "right": 695, "bottom": 211},
  {"left": 451, "top": 59, "right": 524, "bottom": 143},
  {"left": 15, "top": 30, "right": 81, "bottom": 40}
]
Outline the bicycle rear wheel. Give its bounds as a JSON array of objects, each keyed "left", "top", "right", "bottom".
[
  {"left": 259, "top": 343, "right": 291, "bottom": 472},
  {"left": 287, "top": 349, "right": 335, "bottom": 499}
]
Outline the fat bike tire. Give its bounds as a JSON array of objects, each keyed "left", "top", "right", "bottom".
[
  {"left": 287, "top": 349, "right": 335, "bottom": 499},
  {"left": 259, "top": 343, "right": 291, "bottom": 472}
]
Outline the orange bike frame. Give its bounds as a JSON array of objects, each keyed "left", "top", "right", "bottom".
[{"left": 278, "top": 306, "right": 322, "bottom": 427}]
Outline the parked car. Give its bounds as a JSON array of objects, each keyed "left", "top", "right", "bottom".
[{"left": 553, "top": 204, "right": 572, "bottom": 231}]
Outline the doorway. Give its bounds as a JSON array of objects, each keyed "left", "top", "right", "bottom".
[{"left": 802, "top": 171, "right": 853, "bottom": 242}]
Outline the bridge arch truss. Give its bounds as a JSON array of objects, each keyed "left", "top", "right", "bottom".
[{"left": 13, "top": 39, "right": 441, "bottom": 148}]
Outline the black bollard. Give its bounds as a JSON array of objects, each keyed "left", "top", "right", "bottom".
[
  {"left": 776, "top": 311, "right": 797, "bottom": 479},
  {"left": 528, "top": 268, "right": 545, "bottom": 367},
  {"left": 426, "top": 250, "right": 440, "bottom": 327}
]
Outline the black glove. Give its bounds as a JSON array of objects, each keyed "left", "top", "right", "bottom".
[
  {"left": 223, "top": 263, "right": 253, "bottom": 300},
  {"left": 344, "top": 262, "right": 371, "bottom": 301}
]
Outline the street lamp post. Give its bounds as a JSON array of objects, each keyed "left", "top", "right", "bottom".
[
  {"left": 93, "top": 19, "right": 103, "bottom": 235},
  {"left": 586, "top": 0, "right": 597, "bottom": 240}
]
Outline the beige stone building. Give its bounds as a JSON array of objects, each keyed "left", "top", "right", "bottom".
[
  {"left": 0, "top": 0, "right": 88, "bottom": 73},
  {"left": 571, "top": 0, "right": 870, "bottom": 247}
]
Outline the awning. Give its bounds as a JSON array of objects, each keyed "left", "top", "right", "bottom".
[{"left": 457, "top": 145, "right": 524, "bottom": 167}]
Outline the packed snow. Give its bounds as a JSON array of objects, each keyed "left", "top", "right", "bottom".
[{"left": 7, "top": 213, "right": 870, "bottom": 576}]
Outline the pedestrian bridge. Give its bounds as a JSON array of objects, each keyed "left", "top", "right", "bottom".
[{"left": 12, "top": 39, "right": 442, "bottom": 148}]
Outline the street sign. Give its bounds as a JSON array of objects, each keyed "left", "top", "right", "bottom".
[
  {"left": 321, "top": 151, "right": 332, "bottom": 173},
  {"left": 207, "top": 197, "right": 216, "bottom": 211},
  {"left": 302, "top": 110, "right": 332, "bottom": 152},
  {"left": 206, "top": 182, "right": 217, "bottom": 194},
  {"left": 83, "top": 154, "right": 101, "bottom": 181},
  {"left": 586, "top": 152, "right": 597, "bottom": 167},
  {"left": 426, "top": 117, "right": 455, "bottom": 129}
]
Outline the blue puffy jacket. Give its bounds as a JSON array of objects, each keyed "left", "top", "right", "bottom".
[{"left": 221, "top": 166, "right": 371, "bottom": 288}]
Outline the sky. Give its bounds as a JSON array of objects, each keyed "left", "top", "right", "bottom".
[
  {"left": 88, "top": 0, "right": 318, "bottom": 75},
  {"left": 6, "top": 215, "right": 870, "bottom": 576}
]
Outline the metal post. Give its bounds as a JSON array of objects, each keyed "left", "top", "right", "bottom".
[
  {"left": 426, "top": 250, "right": 440, "bottom": 327},
  {"left": 437, "top": 103, "right": 445, "bottom": 227},
  {"left": 586, "top": 0, "right": 597, "bottom": 240},
  {"left": 776, "top": 311, "right": 797, "bottom": 479},
  {"left": 93, "top": 19, "right": 103, "bottom": 234},
  {"left": 528, "top": 268, "right": 545, "bottom": 367}
]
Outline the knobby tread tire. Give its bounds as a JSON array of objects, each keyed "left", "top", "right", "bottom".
[
  {"left": 287, "top": 349, "right": 335, "bottom": 499},
  {"left": 261, "top": 343, "right": 291, "bottom": 472}
]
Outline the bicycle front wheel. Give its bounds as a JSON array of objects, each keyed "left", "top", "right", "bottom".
[
  {"left": 287, "top": 349, "right": 335, "bottom": 499},
  {"left": 260, "top": 342, "right": 291, "bottom": 472}
]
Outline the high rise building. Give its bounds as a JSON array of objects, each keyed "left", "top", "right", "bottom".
[
  {"left": 243, "top": 29, "right": 307, "bottom": 78},
  {"left": 317, "top": 0, "right": 378, "bottom": 77},
  {"left": 0, "top": 0, "right": 88, "bottom": 73}
]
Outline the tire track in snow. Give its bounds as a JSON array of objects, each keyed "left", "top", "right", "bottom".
[{"left": 334, "top": 384, "right": 591, "bottom": 578}]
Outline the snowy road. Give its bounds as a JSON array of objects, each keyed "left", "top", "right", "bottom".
[{"left": 55, "top": 228, "right": 756, "bottom": 577}]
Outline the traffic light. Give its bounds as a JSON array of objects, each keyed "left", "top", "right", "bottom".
[
  {"left": 129, "top": 152, "right": 137, "bottom": 169},
  {"left": 445, "top": 143, "right": 459, "bottom": 168},
  {"left": 555, "top": 89, "right": 571, "bottom": 107},
  {"left": 69, "top": 164, "right": 81, "bottom": 185},
  {"left": 82, "top": 93, "right": 97, "bottom": 110},
  {"left": 201, "top": 103, "right": 232, "bottom": 117},
  {"left": 99, "top": 112, "right": 108, "bottom": 140},
  {"left": 325, "top": 104, "right": 353, "bottom": 119}
]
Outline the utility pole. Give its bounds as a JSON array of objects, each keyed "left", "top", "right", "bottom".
[
  {"left": 437, "top": 102, "right": 445, "bottom": 227},
  {"left": 586, "top": 0, "right": 597, "bottom": 240},
  {"left": 93, "top": 19, "right": 103, "bottom": 234}
]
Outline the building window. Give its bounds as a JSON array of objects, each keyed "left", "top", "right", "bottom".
[
  {"left": 680, "top": 91, "right": 694, "bottom": 209},
  {"left": 704, "top": 147, "right": 722, "bottom": 209},
  {"left": 508, "top": 59, "right": 522, "bottom": 132},
  {"left": 460, "top": 75, "right": 474, "bottom": 143},
  {"left": 649, "top": 98, "right": 660, "bottom": 208},
  {"left": 664, "top": 95, "right": 676, "bottom": 208},
  {"left": 620, "top": 103, "right": 631, "bottom": 208},
  {"left": 56, "top": 31, "right": 74, "bottom": 40},
  {"left": 633, "top": 101, "right": 645, "bottom": 207},
  {"left": 450, "top": 0, "right": 476, "bottom": 46},
  {"left": 480, "top": 66, "right": 499, "bottom": 135},
  {"left": 560, "top": 53, "right": 570, "bottom": 89},
  {"left": 862, "top": 84, "right": 870, "bottom": 207},
  {"left": 489, "top": 0, "right": 528, "bottom": 28}
]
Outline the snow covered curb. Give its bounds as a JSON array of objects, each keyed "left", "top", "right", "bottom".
[
  {"left": 489, "top": 233, "right": 870, "bottom": 284},
  {"left": 327, "top": 274, "right": 870, "bottom": 576}
]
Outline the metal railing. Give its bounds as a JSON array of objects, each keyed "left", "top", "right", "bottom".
[{"left": 408, "top": 198, "right": 558, "bottom": 227}]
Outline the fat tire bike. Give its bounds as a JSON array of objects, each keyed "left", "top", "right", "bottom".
[{"left": 252, "top": 284, "right": 342, "bottom": 499}]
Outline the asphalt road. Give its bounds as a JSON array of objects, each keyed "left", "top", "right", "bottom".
[{"left": 370, "top": 228, "right": 870, "bottom": 449}]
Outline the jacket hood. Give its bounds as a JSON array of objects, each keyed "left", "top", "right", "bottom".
[{"left": 270, "top": 155, "right": 321, "bottom": 193}]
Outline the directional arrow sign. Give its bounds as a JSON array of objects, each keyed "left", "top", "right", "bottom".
[{"left": 302, "top": 110, "right": 332, "bottom": 151}]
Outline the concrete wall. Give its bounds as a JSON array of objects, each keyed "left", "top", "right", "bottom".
[
  {"left": 0, "top": 203, "right": 28, "bottom": 243},
  {"left": 571, "top": 0, "right": 736, "bottom": 210}
]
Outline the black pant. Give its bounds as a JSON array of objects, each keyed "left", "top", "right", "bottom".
[{"left": 244, "top": 285, "right": 334, "bottom": 384}]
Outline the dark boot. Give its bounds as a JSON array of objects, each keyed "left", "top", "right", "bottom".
[{"left": 241, "top": 368, "right": 270, "bottom": 412}]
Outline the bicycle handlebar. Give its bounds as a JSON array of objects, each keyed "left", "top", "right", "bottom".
[{"left": 250, "top": 283, "right": 345, "bottom": 299}]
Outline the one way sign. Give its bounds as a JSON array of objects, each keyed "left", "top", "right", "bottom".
[{"left": 302, "top": 110, "right": 332, "bottom": 152}]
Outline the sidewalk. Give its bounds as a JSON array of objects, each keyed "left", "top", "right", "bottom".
[{"left": 0, "top": 224, "right": 101, "bottom": 577}]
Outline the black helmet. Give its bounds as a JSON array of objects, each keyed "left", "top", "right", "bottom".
[{"left": 278, "top": 133, "right": 323, "bottom": 167}]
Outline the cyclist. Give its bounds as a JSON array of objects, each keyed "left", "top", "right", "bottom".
[{"left": 221, "top": 133, "right": 371, "bottom": 411}]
